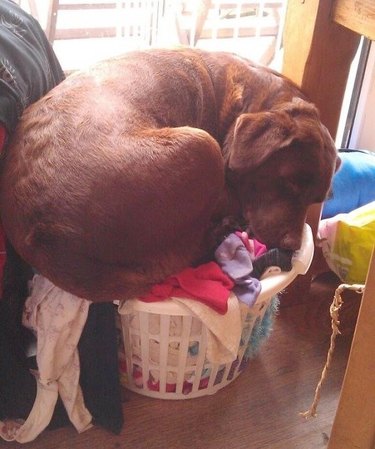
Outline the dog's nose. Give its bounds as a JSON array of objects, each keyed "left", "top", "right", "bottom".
[{"left": 279, "top": 233, "right": 302, "bottom": 251}]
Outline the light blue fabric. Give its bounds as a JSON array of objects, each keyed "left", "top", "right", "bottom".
[{"left": 322, "top": 150, "right": 375, "bottom": 219}]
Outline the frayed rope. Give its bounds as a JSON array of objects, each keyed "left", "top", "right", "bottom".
[{"left": 300, "top": 283, "right": 365, "bottom": 419}]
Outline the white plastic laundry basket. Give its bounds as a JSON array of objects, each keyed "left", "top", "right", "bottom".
[{"left": 117, "top": 224, "right": 314, "bottom": 399}]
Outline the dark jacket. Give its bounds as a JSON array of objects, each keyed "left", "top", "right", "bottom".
[{"left": 0, "top": 0, "right": 64, "bottom": 135}]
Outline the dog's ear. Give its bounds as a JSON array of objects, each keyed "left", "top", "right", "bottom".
[{"left": 227, "top": 98, "right": 322, "bottom": 172}]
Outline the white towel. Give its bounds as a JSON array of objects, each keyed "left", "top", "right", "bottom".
[
  {"left": 0, "top": 275, "right": 92, "bottom": 443},
  {"left": 173, "top": 293, "right": 242, "bottom": 364}
]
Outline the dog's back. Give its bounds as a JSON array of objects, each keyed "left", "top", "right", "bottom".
[{"left": 1, "top": 49, "right": 228, "bottom": 300}]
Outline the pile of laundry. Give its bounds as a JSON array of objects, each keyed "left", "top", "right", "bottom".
[
  {"left": 140, "top": 230, "right": 292, "bottom": 310},
  {"left": 0, "top": 276, "right": 123, "bottom": 443},
  {"left": 0, "top": 228, "right": 293, "bottom": 442}
]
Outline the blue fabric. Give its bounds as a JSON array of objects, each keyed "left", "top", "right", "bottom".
[{"left": 322, "top": 150, "right": 375, "bottom": 219}]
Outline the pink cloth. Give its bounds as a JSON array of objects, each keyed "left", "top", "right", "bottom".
[
  {"left": 234, "top": 231, "right": 267, "bottom": 258},
  {"left": 252, "top": 239, "right": 267, "bottom": 258},
  {"left": 235, "top": 231, "right": 252, "bottom": 253},
  {"left": 139, "top": 262, "right": 234, "bottom": 314}
]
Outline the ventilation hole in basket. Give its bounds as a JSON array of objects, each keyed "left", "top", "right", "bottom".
[
  {"left": 184, "top": 370, "right": 195, "bottom": 383},
  {"left": 198, "top": 377, "right": 210, "bottom": 390},
  {"left": 198, "top": 368, "right": 211, "bottom": 390},
  {"left": 131, "top": 334, "right": 141, "bottom": 352},
  {"left": 182, "top": 382, "right": 193, "bottom": 395},
  {"left": 165, "top": 383, "right": 177, "bottom": 393},
  {"left": 170, "top": 316, "right": 183, "bottom": 337},
  {"left": 214, "top": 366, "right": 225, "bottom": 385},
  {"left": 227, "top": 358, "right": 239, "bottom": 380},
  {"left": 148, "top": 370, "right": 160, "bottom": 392},
  {"left": 148, "top": 313, "right": 160, "bottom": 334},
  {"left": 191, "top": 317, "right": 202, "bottom": 335},
  {"left": 239, "top": 357, "right": 249, "bottom": 371},
  {"left": 166, "top": 368, "right": 179, "bottom": 384},
  {"left": 149, "top": 339, "right": 160, "bottom": 363},
  {"left": 188, "top": 341, "right": 199, "bottom": 356},
  {"left": 167, "top": 344, "right": 181, "bottom": 365},
  {"left": 169, "top": 341, "right": 180, "bottom": 350},
  {"left": 132, "top": 364, "right": 143, "bottom": 388}
]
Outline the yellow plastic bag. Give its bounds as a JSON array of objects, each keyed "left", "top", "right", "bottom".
[{"left": 318, "top": 201, "right": 375, "bottom": 283}]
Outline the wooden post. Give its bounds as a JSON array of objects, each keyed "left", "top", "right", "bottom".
[
  {"left": 327, "top": 250, "right": 375, "bottom": 449},
  {"left": 281, "top": 1, "right": 361, "bottom": 283},
  {"left": 333, "top": 0, "right": 375, "bottom": 41},
  {"left": 282, "top": 0, "right": 360, "bottom": 138}
]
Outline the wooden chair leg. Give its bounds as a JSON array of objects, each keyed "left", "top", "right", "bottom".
[{"left": 327, "top": 250, "right": 375, "bottom": 449}]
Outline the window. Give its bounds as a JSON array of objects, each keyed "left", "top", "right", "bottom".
[{"left": 18, "top": 1, "right": 287, "bottom": 72}]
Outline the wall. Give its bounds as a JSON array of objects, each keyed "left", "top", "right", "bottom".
[{"left": 349, "top": 40, "right": 375, "bottom": 152}]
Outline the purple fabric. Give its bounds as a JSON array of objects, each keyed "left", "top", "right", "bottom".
[
  {"left": 214, "top": 234, "right": 253, "bottom": 279},
  {"left": 215, "top": 234, "right": 261, "bottom": 307}
]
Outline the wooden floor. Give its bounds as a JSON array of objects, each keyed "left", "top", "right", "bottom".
[{"left": 3, "top": 271, "right": 362, "bottom": 449}]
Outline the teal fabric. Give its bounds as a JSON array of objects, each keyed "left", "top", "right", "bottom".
[{"left": 244, "top": 295, "right": 279, "bottom": 360}]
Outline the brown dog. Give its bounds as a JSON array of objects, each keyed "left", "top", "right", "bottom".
[{"left": 0, "top": 48, "right": 339, "bottom": 301}]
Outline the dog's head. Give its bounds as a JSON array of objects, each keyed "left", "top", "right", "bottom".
[{"left": 224, "top": 98, "right": 340, "bottom": 250}]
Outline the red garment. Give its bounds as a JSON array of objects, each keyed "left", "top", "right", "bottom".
[{"left": 139, "top": 262, "right": 234, "bottom": 314}]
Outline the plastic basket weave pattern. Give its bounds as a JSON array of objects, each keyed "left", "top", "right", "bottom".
[{"left": 118, "top": 224, "right": 314, "bottom": 399}]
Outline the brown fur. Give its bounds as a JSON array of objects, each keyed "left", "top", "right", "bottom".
[{"left": 0, "top": 48, "right": 339, "bottom": 301}]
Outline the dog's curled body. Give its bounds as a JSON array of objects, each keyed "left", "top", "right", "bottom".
[{"left": 0, "top": 48, "right": 339, "bottom": 301}]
